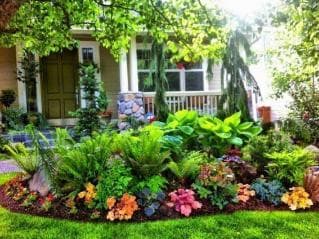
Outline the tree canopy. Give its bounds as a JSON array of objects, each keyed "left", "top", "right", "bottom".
[{"left": 0, "top": 0, "right": 228, "bottom": 61}]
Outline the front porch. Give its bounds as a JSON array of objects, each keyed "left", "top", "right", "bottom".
[{"left": 143, "top": 91, "right": 221, "bottom": 115}]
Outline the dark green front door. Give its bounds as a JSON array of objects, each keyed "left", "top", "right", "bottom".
[{"left": 41, "top": 49, "right": 79, "bottom": 124}]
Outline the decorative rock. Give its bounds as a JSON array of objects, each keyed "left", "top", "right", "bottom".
[
  {"left": 124, "top": 109, "right": 133, "bottom": 115},
  {"left": 119, "top": 102, "right": 126, "bottom": 114},
  {"left": 138, "top": 115, "right": 145, "bottom": 122},
  {"left": 118, "top": 122, "right": 129, "bottom": 131},
  {"left": 135, "top": 92, "right": 143, "bottom": 98},
  {"left": 125, "top": 101, "right": 133, "bottom": 109},
  {"left": 137, "top": 107, "right": 145, "bottom": 115},
  {"left": 305, "top": 145, "right": 319, "bottom": 162},
  {"left": 124, "top": 94, "right": 135, "bottom": 102},
  {"left": 28, "top": 169, "right": 50, "bottom": 197},
  {"left": 132, "top": 103, "right": 140, "bottom": 113},
  {"left": 118, "top": 114, "right": 128, "bottom": 121},
  {"left": 134, "top": 98, "right": 143, "bottom": 106},
  {"left": 117, "top": 94, "right": 125, "bottom": 102}
]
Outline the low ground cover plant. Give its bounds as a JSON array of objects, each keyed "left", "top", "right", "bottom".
[{"left": 2, "top": 110, "right": 319, "bottom": 222}]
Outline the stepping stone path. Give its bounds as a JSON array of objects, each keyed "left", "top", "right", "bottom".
[{"left": 0, "top": 160, "right": 21, "bottom": 173}]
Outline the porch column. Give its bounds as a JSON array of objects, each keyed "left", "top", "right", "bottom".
[
  {"left": 129, "top": 37, "right": 139, "bottom": 92},
  {"left": 15, "top": 45, "right": 27, "bottom": 110},
  {"left": 119, "top": 50, "right": 129, "bottom": 93},
  {"left": 34, "top": 55, "right": 42, "bottom": 113}
]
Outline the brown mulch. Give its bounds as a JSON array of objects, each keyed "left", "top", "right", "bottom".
[{"left": 1, "top": 179, "right": 319, "bottom": 223}]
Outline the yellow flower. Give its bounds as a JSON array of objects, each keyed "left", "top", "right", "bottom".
[{"left": 78, "top": 191, "right": 86, "bottom": 199}]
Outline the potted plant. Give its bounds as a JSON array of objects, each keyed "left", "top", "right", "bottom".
[{"left": 0, "top": 89, "right": 16, "bottom": 109}]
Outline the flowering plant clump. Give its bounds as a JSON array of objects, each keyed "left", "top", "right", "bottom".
[
  {"left": 21, "top": 191, "right": 38, "bottom": 207},
  {"left": 106, "top": 194, "right": 139, "bottom": 221},
  {"left": 38, "top": 193, "right": 55, "bottom": 212},
  {"left": 65, "top": 196, "right": 78, "bottom": 214},
  {"left": 78, "top": 182, "right": 97, "bottom": 207},
  {"left": 166, "top": 189, "right": 202, "bottom": 217},
  {"left": 237, "top": 184, "right": 255, "bottom": 203},
  {"left": 5, "top": 177, "right": 28, "bottom": 201},
  {"left": 198, "top": 163, "right": 234, "bottom": 186},
  {"left": 281, "top": 187, "right": 313, "bottom": 210}
]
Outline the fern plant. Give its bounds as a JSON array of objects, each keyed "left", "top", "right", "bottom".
[
  {"left": 54, "top": 133, "right": 112, "bottom": 193},
  {"left": 4, "top": 143, "right": 39, "bottom": 175},
  {"left": 120, "top": 125, "right": 170, "bottom": 178},
  {"left": 266, "top": 148, "right": 315, "bottom": 186},
  {"left": 167, "top": 151, "right": 205, "bottom": 181}
]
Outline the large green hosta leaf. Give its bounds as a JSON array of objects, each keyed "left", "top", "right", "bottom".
[{"left": 224, "top": 112, "right": 241, "bottom": 127}]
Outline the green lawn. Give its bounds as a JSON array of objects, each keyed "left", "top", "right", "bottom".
[{"left": 0, "top": 174, "right": 319, "bottom": 239}]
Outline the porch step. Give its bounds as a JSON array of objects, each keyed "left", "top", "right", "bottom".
[{"left": 2, "top": 130, "right": 55, "bottom": 148}]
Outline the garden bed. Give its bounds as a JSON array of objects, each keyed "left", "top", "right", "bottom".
[{"left": 1, "top": 175, "right": 317, "bottom": 223}]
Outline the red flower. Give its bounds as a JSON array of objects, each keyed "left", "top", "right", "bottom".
[
  {"left": 46, "top": 193, "right": 55, "bottom": 202},
  {"left": 176, "top": 63, "right": 185, "bottom": 69},
  {"left": 38, "top": 198, "right": 45, "bottom": 205}
]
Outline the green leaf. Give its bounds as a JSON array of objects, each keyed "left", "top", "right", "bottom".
[
  {"left": 224, "top": 112, "right": 241, "bottom": 127},
  {"left": 215, "top": 132, "right": 232, "bottom": 139},
  {"left": 237, "top": 122, "right": 253, "bottom": 130},
  {"left": 228, "top": 137, "right": 243, "bottom": 146},
  {"left": 178, "top": 126, "right": 194, "bottom": 135}
]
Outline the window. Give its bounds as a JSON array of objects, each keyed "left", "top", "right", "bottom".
[
  {"left": 137, "top": 48, "right": 204, "bottom": 92},
  {"left": 82, "top": 48, "right": 94, "bottom": 63}
]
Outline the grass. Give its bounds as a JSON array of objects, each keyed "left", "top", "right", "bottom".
[{"left": 0, "top": 174, "right": 319, "bottom": 239}]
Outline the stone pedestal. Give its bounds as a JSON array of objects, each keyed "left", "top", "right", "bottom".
[{"left": 117, "top": 92, "right": 145, "bottom": 130}]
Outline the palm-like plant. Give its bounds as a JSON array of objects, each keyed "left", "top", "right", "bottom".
[
  {"left": 121, "top": 126, "right": 170, "bottom": 178},
  {"left": 167, "top": 151, "right": 205, "bottom": 181},
  {"left": 218, "top": 29, "right": 260, "bottom": 121}
]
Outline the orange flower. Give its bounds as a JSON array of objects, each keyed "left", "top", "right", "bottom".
[{"left": 106, "top": 197, "right": 116, "bottom": 209}]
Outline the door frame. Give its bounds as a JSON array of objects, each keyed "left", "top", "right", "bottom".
[
  {"left": 40, "top": 48, "right": 79, "bottom": 126},
  {"left": 78, "top": 41, "right": 101, "bottom": 108},
  {"left": 37, "top": 41, "right": 101, "bottom": 126}
]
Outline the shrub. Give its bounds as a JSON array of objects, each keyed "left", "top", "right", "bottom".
[
  {"left": 106, "top": 194, "right": 139, "bottom": 221},
  {"left": 241, "top": 130, "right": 295, "bottom": 174},
  {"left": 1, "top": 107, "right": 25, "bottom": 131},
  {"left": 266, "top": 148, "right": 315, "bottom": 186},
  {"left": 96, "top": 159, "right": 133, "bottom": 209},
  {"left": 0, "top": 135, "right": 9, "bottom": 153},
  {"left": 237, "top": 184, "right": 255, "bottom": 203},
  {"left": 281, "top": 187, "right": 313, "bottom": 210},
  {"left": 132, "top": 175, "right": 168, "bottom": 194},
  {"left": 251, "top": 178, "right": 286, "bottom": 205},
  {"left": 166, "top": 189, "right": 202, "bottom": 217},
  {"left": 0, "top": 89, "right": 16, "bottom": 108},
  {"left": 120, "top": 125, "right": 170, "bottom": 178},
  {"left": 136, "top": 188, "right": 165, "bottom": 217},
  {"left": 167, "top": 151, "right": 206, "bottom": 182},
  {"left": 192, "top": 162, "right": 238, "bottom": 209}
]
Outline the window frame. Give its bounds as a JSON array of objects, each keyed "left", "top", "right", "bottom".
[{"left": 136, "top": 44, "right": 205, "bottom": 92}]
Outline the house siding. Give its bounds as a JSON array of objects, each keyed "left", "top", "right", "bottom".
[
  {"left": 208, "top": 65, "right": 222, "bottom": 91},
  {"left": 99, "top": 46, "right": 120, "bottom": 118},
  {"left": 0, "top": 47, "right": 18, "bottom": 106}
]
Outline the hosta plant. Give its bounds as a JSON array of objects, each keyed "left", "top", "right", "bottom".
[
  {"left": 281, "top": 187, "right": 313, "bottom": 210},
  {"left": 166, "top": 189, "right": 202, "bottom": 217},
  {"left": 251, "top": 178, "right": 286, "bottom": 206},
  {"left": 136, "top": 188, "right": 166, "bottom": 217},
  {"left": 197, "top": 112, "right": 262, "bottom": 157},
  {"left": 106, "top": 194, "right": 139, "bottom": 221},
  {"left": 237, "top": 184, "right": 255, "bottom": 203}
]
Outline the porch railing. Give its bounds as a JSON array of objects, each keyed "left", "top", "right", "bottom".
[{"left": 143, "top": 91, "right": 221, "bottom": 115}]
